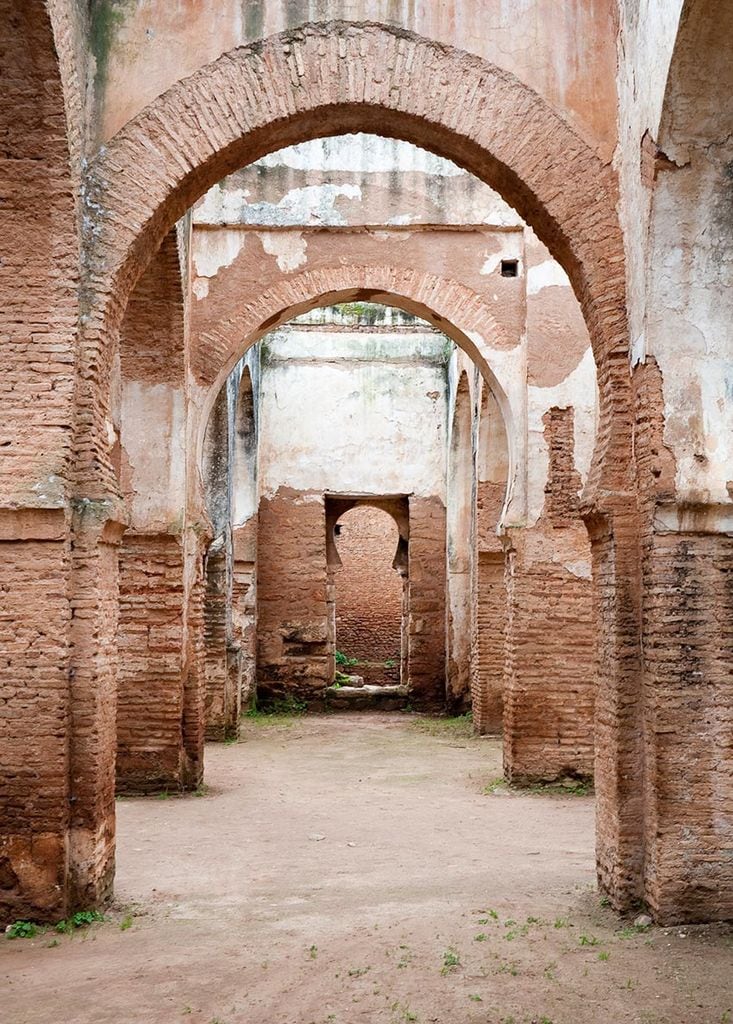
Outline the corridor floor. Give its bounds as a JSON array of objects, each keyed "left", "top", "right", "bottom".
[{"left": 2, "top": 713, "right": 731, "bottom": 1023}]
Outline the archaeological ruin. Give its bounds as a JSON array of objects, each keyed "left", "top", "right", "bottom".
[{"left": 1, "top": 2, "right": 731, "bottom": 1021}]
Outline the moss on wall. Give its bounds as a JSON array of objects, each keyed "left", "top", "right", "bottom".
[{"left": 89, "top": 0, "right": 132, "bottom": 98}]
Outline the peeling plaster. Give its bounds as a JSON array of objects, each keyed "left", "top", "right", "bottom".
[
  {"left": 527, "top": 347, "right": 598, "bottom": 524},
  {"left": 193, "top": 229, "right": 246, "bottom": 280},
  {"left": 120, "top": 382, "right": 187, "bottom": 529},
  {"left": 526, "top": 259, "right": 570, "bottom": 294},
  {"left": 258, "top": 231, "right": 307, "bottom": 273},
  {"left": 258, "top": 328, "right": 448, "bottom": 500}
]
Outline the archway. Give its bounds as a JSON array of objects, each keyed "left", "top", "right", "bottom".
[
  {"left": 79, "top": 22, "right": 631, "bottom": 502},
  {"left": 331, "top": 505, "right": 406, "bottom": 702},
  {"left": 65, "top": 21, "right": 640, "bottom": 919}
]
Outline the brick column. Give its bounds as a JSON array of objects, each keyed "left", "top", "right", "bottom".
[
  {"left": 503, "top": 523, "right": 596, "bottom": 783},
  {"left": 588, "top": 504, "right": 645, "bottom": 914},
  {"left": 256, "top": 489, "right": 330, "bottom": 705},
  {"left": 231, "top": 520, "right": 258, "bottom": 710},
  {"left": 67, "top": 503, "right": 125, "bottom": 912},
  {"left": 203, "top": 541, "right": 240, "bottom": 741},
  {"left": 471, "top": 551, "right": 506, "bottom": 734},
  {"left": 116, "top": 532, "right": 197, "bottom": 791},
  {"left": 407, "top": 496, "right": 447, "bottom": 711},
  {"left": 640, "top": 524, "right": 733, "bottom": 923},
  {"left": 0, "top": 510, "right": 73, "bottom": 922}
]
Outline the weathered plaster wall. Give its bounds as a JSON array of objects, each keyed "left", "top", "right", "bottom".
[
  {"left": 615, "top": 0, "right": 684, "bottom": 361},
  {"left": 254, "top": 318, "right": 449, "bottom": 708},
  {"left": 646, "top": 1, "right": 733, "bottom": 512},
  {"left": 257, "top": 326, "right": 449, "bottom": 500},
  {"left": 194, "top": 134, "right": 522, "bottom": 228},
  {"left": 91, "top": 1, "right": 619, "bottom": 159}
]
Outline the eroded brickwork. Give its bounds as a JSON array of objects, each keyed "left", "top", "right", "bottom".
[
  {"left": 204, "top": 546, "right": 239, "bottom": 741},
  {"left": 117, "top": 534, "right": 188, "bottom": 793},
  {"left": 334, "top": 506, "right": 403, "bottom": 685},
  {"left": 407, "top": 497, "right": 448, "bottom": 711},
  {"left": 472, "top": 552, "right": 505, "bottom": 735},
  {"left": 503, "top": 407, "right": 595, "bottom": 782},
  {"left": 503, "top": 533, "right": 596, "bottom": 782},
  {"left": 0, "top": 530, "right": 70, "bottom": 922},
  {"left": 641, "top": 531, "right": 733, "bottom": 923},
  {"left": 0, "top": 3, "right": 79, "bottom": 920},
  {"left": 256, "top": 489, "right": 330, "bottom": 703}
]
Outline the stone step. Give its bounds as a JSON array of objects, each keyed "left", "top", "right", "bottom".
[{"left": 325, "top": 683, "right": 409, "bottom": 711}]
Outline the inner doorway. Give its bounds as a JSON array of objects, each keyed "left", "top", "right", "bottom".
[{"left": 333, "top": 505, "right": 404, "bottom": 688}]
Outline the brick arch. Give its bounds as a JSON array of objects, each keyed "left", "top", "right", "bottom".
[
  {"left": 191, "top": 266, "right": 518, "bottom": 519},
  {"left": 193, "top": 265, "right": 514, "bottom": 389},
  {"left": 81, "top": 20, "right": 631, "bottom": 505},
  {"left": 327, "top": 498, "right": 408, "bottom": 573}
]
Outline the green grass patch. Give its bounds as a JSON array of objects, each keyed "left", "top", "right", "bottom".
[{"left": 410, "top": 713, "right": 473, "bottom": 739}]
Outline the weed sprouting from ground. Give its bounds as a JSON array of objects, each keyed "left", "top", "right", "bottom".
[
  {"left": 55, "top": 910, "right": 105, "bottom": 935},
  {"left": 390, "top": 1001, "right": 418, "bottom": 1022},
  {"left": 5, "top": 920, "right": 39, "bottom": 939},
  {"left": 6, "top": 909, "right": 104, "bottom": 941},
  {"left": 440, "top": 947, "right": 461, "bottom": 974}
]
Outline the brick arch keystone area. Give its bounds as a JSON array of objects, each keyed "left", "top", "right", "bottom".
[
  {"left": 191, "top": 268, "right": 517, "bottom": 516},
  {"left": 81, "top": 20, "right": 632, "bottom": 506}
]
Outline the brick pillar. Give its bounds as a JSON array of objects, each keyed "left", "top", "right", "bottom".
[
  {"left": 181, "top": 538, "right": 206, "bottom": 788},
  {"left": 407, "top": 496, "right": 447, "bottom": 711},
  {"left": 67, "top": 504, "right": 125, "bottom": 912},
  {"left": 588, "top": 505, "right": 645, "bottom": 914},
  {"left": 116, "top": 532, "right": 194, "bottom": 792},
  {"left": 471, "top": 551, "right": 506, "bottom": 734},
  {"left": 503, "top": 524, "right": 596, "bottom": 782},
  {"left": 231, "top": 519, "right": 258, "bottom": 710},
  {"left": 204, "top": 542, "right": 240, "bottom": 740},
  {"left": 0, "top": 512, "right": 72, "bottom": 922},
  {"left": 256, "top": 489, "right": 330, "bottom": 704},
  {"left": 640, "top": 526, "right": 733, "bottom": 924}
]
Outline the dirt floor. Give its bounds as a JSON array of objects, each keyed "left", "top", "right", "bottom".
[{"left": 3, "top": 713, "right": 732, "bottom": 1024}]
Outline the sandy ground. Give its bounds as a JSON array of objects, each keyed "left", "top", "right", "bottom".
[{"left": 2, "top": 713, "right": 731, "bottom": 1024}]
